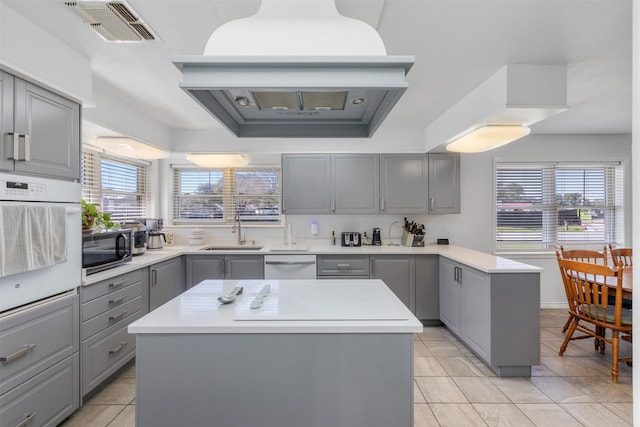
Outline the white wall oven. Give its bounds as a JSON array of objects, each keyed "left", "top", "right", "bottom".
[{"left": 0, "top": 172, "right": 81, "bottom": 313}]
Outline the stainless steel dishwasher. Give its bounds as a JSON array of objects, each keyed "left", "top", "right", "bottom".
[{"left": 264, "top": 254, "right": 317, "bottom": 279}]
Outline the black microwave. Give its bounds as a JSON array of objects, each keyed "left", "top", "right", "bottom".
[{"left": 82, "top": 229, "right": 132, "bottom": 275}]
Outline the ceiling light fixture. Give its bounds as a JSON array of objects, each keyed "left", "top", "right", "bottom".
[
  {"left": 92, "top": 137, "right": 168, "bottom": 159},
  {"left": 446, "top": 125, "right": 531, "bottom": 153},
  {"left": 186, "top": 154, "right": 248, "bottom": 168},
  {"left": 425, "top": 64, "right": 568, "bottom": 153}
]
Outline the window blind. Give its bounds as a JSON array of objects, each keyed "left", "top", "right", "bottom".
[
  {"left": 173, "top": 167, "right": 281, "bottom": 224},
  {"left": 81, "top": 150, "right": 148, "bottom": 221},
  {"left": 495, "top": 162, "right": 624, "bottom": 250}
]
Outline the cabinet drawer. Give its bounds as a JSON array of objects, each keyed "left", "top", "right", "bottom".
[
  {"left": 0, "top": 294, "right": 78, "bottom": 394},
  {"left": 82, "top": 310, "right": 141, "bottom": 395},
  {"left": 0, "top": 353, "right": 79, "bottom": 427},
  {"left": 81, "top": 296, "right": 143, "bottom": 341},
  {"left": 82, "top": 281, "right": 142, "bottom": 322},
  {"left": 317, "top": 255, "right": 370, "bottom": 276},
  {"left": 81, "top": 269, "right": 142, "bottom": 303}
]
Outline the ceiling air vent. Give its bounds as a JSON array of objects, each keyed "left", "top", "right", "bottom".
[{"left": 65, "top": 0, "right": 158, "bottom": 42}]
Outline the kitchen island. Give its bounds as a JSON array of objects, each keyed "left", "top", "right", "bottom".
[{"left": 128, "top": 279, "right": 423, "bottom": 427}]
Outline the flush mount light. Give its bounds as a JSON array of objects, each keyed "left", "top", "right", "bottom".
[
  {"left": 351, "top": 98, "right": 365, "bottom": 105},
  {"left": 235, "top": 97, "right": 251, "bottom": 107},
  {"left": 92, "top": 137, "right": 168, "bottom": 159},
  {"left": 186, "top": 153, "right": 248, "bottom": 168},
  {"left": 446, "top": 125, "right": 531, "bottom": 153}
]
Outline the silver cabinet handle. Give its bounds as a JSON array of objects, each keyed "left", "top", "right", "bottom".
[
  {"left": 14, "top": 412, "right": 36, "bottom": 427},
  {"left": 8, "top": 132, "right": 19, "bottom": 160},
  {"left": 430, "top": 197, "right": 434, "bottom": 211},
  {"left": 109, "top": 279, "right": 126, "bottom": 289},
  {"left": 336, "top": 263, "right": 351, "bottom": 269},
  {"left": 109, "top": 295, "right": 126, "bottom": 305},
  {"left": 380, "top": 198, "right": 385, "bottom": 211},
  {"left": 1, "top": 344, "right": 36, "bottom": 363},
  {"left": 151, "top": 270, "right": 157, "bottom": 286},
  {"left": 109, "top": 341, "right": 128, "bottom": 355},
  {"left": 265, "top": 260, "right": 316, "bottom": 265},
  {"left": 332, "top": 199, "right": 336, "bottom": 212},
  {"left": 23, "top": 134, "right": 30, "bottom": 161},
  {"left": 453, "top": 266, "right": 458, "bottom": 282},
  {"left": 109, "top": 310, "right": 128, "bottom": 322}
]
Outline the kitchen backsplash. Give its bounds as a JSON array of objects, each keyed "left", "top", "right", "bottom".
[{"left": 165, "top": 214, "right": 454, "bottom": 246}]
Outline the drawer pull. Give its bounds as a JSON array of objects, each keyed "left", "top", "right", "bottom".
[
  {"left": 265, "top": 261, "right": 316, "bottom": 265},
  {"left": 109, "top": 295, "right": 126, "bottom": 305},
  {"left": 109, "top": 341, "right": 128, "bottom": 355},
  {"left": 14, "top": 412, "right": 36, "bottom": 427},
  {"left": 109, "top": 310, "right": 128, "bottom": 322},
  {"left": 109, "top": 279, "right": 126, "bottom": 289},
  {"left": 0, "top": 344, "right": 36, "bottom": 363},
  {"left": 336, "top": 263, "right": 351, "bottom": 269}
]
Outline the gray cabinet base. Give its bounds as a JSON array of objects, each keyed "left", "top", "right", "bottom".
[{"left": 135, "top": 333, "right": 414, "bottom": 427}]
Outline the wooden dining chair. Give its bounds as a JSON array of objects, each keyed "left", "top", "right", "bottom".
[
  {"left": 608, "top": 245, "right": 633, "bottom": 267},
  {"left": 557, "top": 258, "right": 632, "bottom": 383},
  {"left": 557, "top": 245, "right": 608, "bottom": 332}
]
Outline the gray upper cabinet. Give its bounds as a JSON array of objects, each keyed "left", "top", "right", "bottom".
[
  {"left": 282, "top": 154, "right": 331, "bottom": 214},
  {"left": 380, "top": 154, "right": 428, "bottom": 213},
  {"left": 332, "top": 153, "right": 379, "bottom": 214},
  {"left": 1, "top": 70, "right": 80, "bottom": 180},
  {"left": 428, "top": 153, "right": 460, "bottom": 213}
]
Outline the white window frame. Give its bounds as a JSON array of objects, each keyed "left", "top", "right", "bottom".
[
  {"left": 172, "top": 166, "right": 282, "bottom": 226},
  {"left": 494, "top": 160, "right": 624, "bottom": 253}
]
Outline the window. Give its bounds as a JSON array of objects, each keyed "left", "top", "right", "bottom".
[
  {"left": 172, "top": 167, "right": 281, "bottom": 224},
  {"left": 495, "top": 161, "right": 624, "bottom": 251},
  {"left": 81, "top": 150, "right": 148, "bottom": 221}
]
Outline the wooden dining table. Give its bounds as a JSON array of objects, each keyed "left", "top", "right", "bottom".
[{"left": 605, "top": 266, "right": 633, "bottom": 300}]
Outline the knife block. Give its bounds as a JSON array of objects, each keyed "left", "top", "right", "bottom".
[{"left": 401, "top": 229, "right": 414, "bottom": 247}]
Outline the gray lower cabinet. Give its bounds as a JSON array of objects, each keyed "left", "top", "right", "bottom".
[
  {"left": 282, "top": 154, "right": 331, "bottom": 214},
  {"left": 380, "top": 154, "right": 429, "bottom": 213},
  {"left": 0, "top": 292, "right": 79, "bottom": 426},
  {"left": 370, "top": 255, "right": 415, "bottom": 311},
  {"left": 80, "top": 269, "right": 146, "bottom": 397},
  {"left": 438, "top": 257, "right": 540, "bottom": 376},
  {"left": 186, "top": 255, "right": 264, "bottom": 288},
  {"left": 0, "top": 70, "right": 81, "bottom": 180},
  {"left": 415, "top": 255, "right": 439, "bottom": 321},
  {"left": 428, "top": 153, "right": 460, "bottom": 213},
  {"left": 149, "top": 257, "right": 185, "bottom": 311}
]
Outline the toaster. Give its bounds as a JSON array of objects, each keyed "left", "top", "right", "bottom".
[{"left": 341, "top": 232, "right": 362, "bottom": 247}]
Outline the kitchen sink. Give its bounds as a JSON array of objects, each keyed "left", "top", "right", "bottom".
[{"left": 200, "top": 246, "right": 263, "bottom": 251}]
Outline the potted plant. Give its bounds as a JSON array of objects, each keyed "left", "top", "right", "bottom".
[{"left": 82, "top": 200, "right": 118, "bottom": 231}]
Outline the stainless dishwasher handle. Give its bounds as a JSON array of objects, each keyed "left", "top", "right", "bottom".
[
  {"left": 0, "top": 344, "right": 36, "bottom": 363},
  {"left": 265, "top": 261, "right": 316, "bottom": 265},
  {"left": 14, "top": 412, "right": 36, "bottom": 427}
]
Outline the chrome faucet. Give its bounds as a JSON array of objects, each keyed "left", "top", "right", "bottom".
[{"left": 232, "top": 213, "right": 246, "bottom": 245}]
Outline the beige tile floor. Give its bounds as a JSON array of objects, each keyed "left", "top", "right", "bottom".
[{"left": 59, "top": 309, "right": 633, "bottom": 427}]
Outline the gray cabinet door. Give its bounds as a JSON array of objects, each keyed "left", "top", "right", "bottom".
[
  {"left": 149, "top": 257, "right": 184, "bottom": 311},
  {"left": 0, "top": 71, "right": 14, "bottom": 172},
  {"left": 459, "top": 265, "right": 491, "bottom": 361},
  {"left": 380, "top": 154, "right": 428, "bottom": 213},
  {"left": 226, "top": 255, "right": 264, "bottom": 279},
  {"left": 186, "top": 255, "right": 225, "bottom": 287},
  {"left": 370, "top": 255, "right": 414, "bottom": 311},
  {"left": 428, "top": 153, "right": 460, "bottom": 213},
  {"left": 332, "top": 153, "right": 380, "bottom": 214},
  {"left": 282, "top": 154, "right": 331, "bottom": 214},
  {"left": 415, "top": 255, "right": 439, "bottom": 320},
  {"left": 438, "top": 257, "right": 461, "bottom": 334},
  {"left": 13, "top": 78, "right": 80, "bottom": 180}
]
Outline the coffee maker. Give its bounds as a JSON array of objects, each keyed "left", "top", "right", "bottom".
[{"left": 372, "top": 228, "right": 382, "bottom": 246}]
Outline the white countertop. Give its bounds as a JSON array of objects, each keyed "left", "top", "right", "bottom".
[
  {"left": 83, "top": 242, "right": 541, "bottom": 286},
  {"left": 128, "top": 279, "right": 424, "bottom": 334}
]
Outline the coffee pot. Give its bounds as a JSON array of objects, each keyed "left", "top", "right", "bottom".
[
  {"left": 372, "top": 228, "right": 382, "bottom": 246},
  {"left": 147, "top": 231, "right": 166, "bottom": 250}
]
